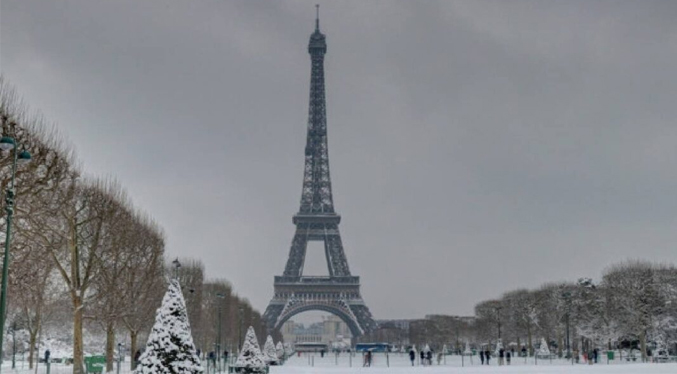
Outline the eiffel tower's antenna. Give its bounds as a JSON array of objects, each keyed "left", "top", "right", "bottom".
[{"left": 315, "top": 4, "right": 320, "bottom": 31}]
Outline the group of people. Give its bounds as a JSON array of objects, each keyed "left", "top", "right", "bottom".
[
  {"left": 201, "top": 349, "right": 230, "bottom": 368},
  {"left": 407, "top": 348, "right": 435, "bottom": 366},
  {"left": 479, "top": 348, "right": 512, "bottom": 365},
  {"left": 574, "top": 348, "right": 599, "bottom": 364}
]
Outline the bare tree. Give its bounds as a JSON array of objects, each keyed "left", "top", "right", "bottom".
[
  {"left": 121, "top": 214, "right": 165, "bottom": 370},
  {"left": 34, "top": 178, "right": 122, "bottom": 374},
  {"left": 603, "top": 261, "right": 665, "bottom": 360}
]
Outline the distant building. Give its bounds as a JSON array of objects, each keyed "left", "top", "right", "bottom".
[{"left": 281, "top": 315, "right": 352, "bottom": 349}]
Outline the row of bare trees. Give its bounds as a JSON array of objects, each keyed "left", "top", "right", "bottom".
[
  {"left": 173, "top": 259, "right": 278, "bottom": 355},
  {"left": 470, "top": 260, "right": 677, "bottom": 360},
  {"left": 0, "top": 77, "right": 167, "bottom": 374},
  {"left": 0, "top": 78, "right": 272, "bottom": 374},
  {"left": 400, "top": 261, "right": 677, "bottom": 362}
]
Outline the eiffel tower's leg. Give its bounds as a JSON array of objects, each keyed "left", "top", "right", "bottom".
[
  {"left": 263, "top": 303, "right": 284, "bottom": 333},
  {"left": 283, "top": 226, "right": 309, "bottom": 277},
  {"left": 324, "top": 224, "right": 351, "bottom": 276},
  {"left": 350, "top": 304, "right": 378, "bottom": 332}
]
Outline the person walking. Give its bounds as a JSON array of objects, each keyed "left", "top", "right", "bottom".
[
  {"left": 506, "top": 351, "right": 511, "bottom": 365},
  {"left": 593, "top": 348, "right": 598, "bottom": 364},
  {"left": 485, "top": 349, "right": 491, "bottom": 365},
  {"left": 134, "top": 350, "right": 142, "bottom": 369},
  {"left": 499, "top": 348, "right": 505, "bottom": 365},
  {"left": 420, "top": 350, "right": 425, "bottom": 366},
  {"left": 480, "top": 350, "right": 485, "bottom": 365},
  {"left": 426, "top": 350, "right": 433, "bottom": 366},
  {"left": 409, "top": 348, "right": 416, "bottom": 366},
  {"left": 363, "top": 350, "right": 372, "bottom": 367},
  {"left": 521, "top": 346, "right": 527, "bottom": 357}
]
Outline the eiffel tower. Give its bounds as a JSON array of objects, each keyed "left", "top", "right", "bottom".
[{"left": 263, "top": 7, "right": 377, "bottom": 337}]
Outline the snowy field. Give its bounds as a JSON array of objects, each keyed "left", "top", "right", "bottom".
[
  {"left": 269, "top": 353, "right": 677, "bottom": 373},
  {"left": 4, "top": 353, "right": 677, "bottom": 374}
]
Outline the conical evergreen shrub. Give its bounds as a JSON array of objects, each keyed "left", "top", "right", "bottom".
[
  {"left": 275, "top": 342, "right": 284, "bottom": 362},
  {"left": 135, "top": 280, "right": 203, "bottom": 374},
  {"left": 234, "top": 326, "right": 266, "bottom": 373},
  {"left": 262, "top": 336, "right": 278, "bottom": 365}
]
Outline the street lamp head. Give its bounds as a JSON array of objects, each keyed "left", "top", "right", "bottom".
[
  {"left": 17, "top": 150, "right": 31, "bottom": 166},
  {"left": 0, "top": 137, "right": 15, "bottom": 152}
]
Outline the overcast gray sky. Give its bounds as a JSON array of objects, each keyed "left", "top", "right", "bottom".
[{"left": 2, "top": 0, "right": 677, "bottom": 319}]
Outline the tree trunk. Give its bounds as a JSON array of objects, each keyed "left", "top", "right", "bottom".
[
  {"left": 527, "top": 326, "right": 533, "bottom": 356},
  {"left": 640, "top": 330, "right": 647, "bottom": 362},
  {"left": 73, "top": 296, "right": 85, "bottom": 374},
  {"left": 106, "top": 323, "right": 115, "bottom": 372},
  {"left": 557, "top": 332, "right": 563, "bottom": 358},
  {"left": 130, "top": 330, "right": 138, "bottom": 370},
  {"left": 28, "top": 330, "right": 37, "bottom": 369}
]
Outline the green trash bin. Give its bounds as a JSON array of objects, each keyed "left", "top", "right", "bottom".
[
  {"left": 84, "top": 356, "right": 106, "bottom": 374},
  {"left": 607, "top": 351, "right": 615, "bottom": 360}
]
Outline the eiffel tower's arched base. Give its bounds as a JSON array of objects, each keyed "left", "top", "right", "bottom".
[{"left": 263, "top": 276, "right": 377, "bottom": 337}]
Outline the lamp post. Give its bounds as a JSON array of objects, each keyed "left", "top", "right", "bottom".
[
  {"left": 495, "top": 306, "right": 502, "bottom": 340},
  {"left": 172, "top": 258, "right": 181, "bottom": 279},
  {"left": 116, "top": 343, "right": 124, "bottom": 374},
  {"left": 216, "top": 293, "right": 225, "bottom": 373},
  {"left": 10, "top": 320, "right": 17, "bottom": 369},
  {"left": 238, "top": 306, "right": 244, "bottom": 352},
  {"left": 562, "top": 291, "right": 572, "bottom": 363},
  {"left": 0, "top": 135, "right": 31, "bottom": 373}
]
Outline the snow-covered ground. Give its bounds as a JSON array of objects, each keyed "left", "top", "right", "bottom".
[
  {"left": 4, "top": 353, "right": 677, "bottom": 374},
  {"left": 270, "top": 353, "right": 677, "bottom": 373}
]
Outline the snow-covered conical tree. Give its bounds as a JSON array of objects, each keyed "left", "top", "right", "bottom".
[
  {"left": 283, "top": 343, "right": 293, "bottom": 358},
  {"left": 135, "top": 280, "right": 203, "bottom": 374},
  {"left": 262, "top": 336, "right": 278, "bottom": 365},
  {"left": 275, "top": 342, "right": 284, "bottom": 361},
  {"left": 463, "top": 342, "right": 472, "bottom": 355},
  {"left": 537, "top": 338, "right": 550, "bottom": 355},
  {"left": 494, "top": 339, "right": 504, "bottom": 355},
  {"left": 234, "top": 327, "right": 266, "bottom": 373}
]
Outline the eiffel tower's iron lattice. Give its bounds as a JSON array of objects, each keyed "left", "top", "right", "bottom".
[{"left": 263, "top": 8, "right": 377, "bottom": 337}]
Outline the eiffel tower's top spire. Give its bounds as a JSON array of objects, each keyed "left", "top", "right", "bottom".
[
  {"left": 299, "top": 4, "right": 333, "bottom": 215},
  {"left": 308, "top": 5, "right": 326, "bottom": 55},
  {"left": 315, "top": 4, "right": 320, "bottom": 31}
]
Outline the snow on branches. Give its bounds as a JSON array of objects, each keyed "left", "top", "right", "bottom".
[
  {"left": 135, "top": 280, "right": 202, "bottom": 374},
  {"left": 262, "top": 335, "right": 278, "bottom": 365},
  {"left": 234, "top": 326, "right": 267, "bottom": 373}
]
